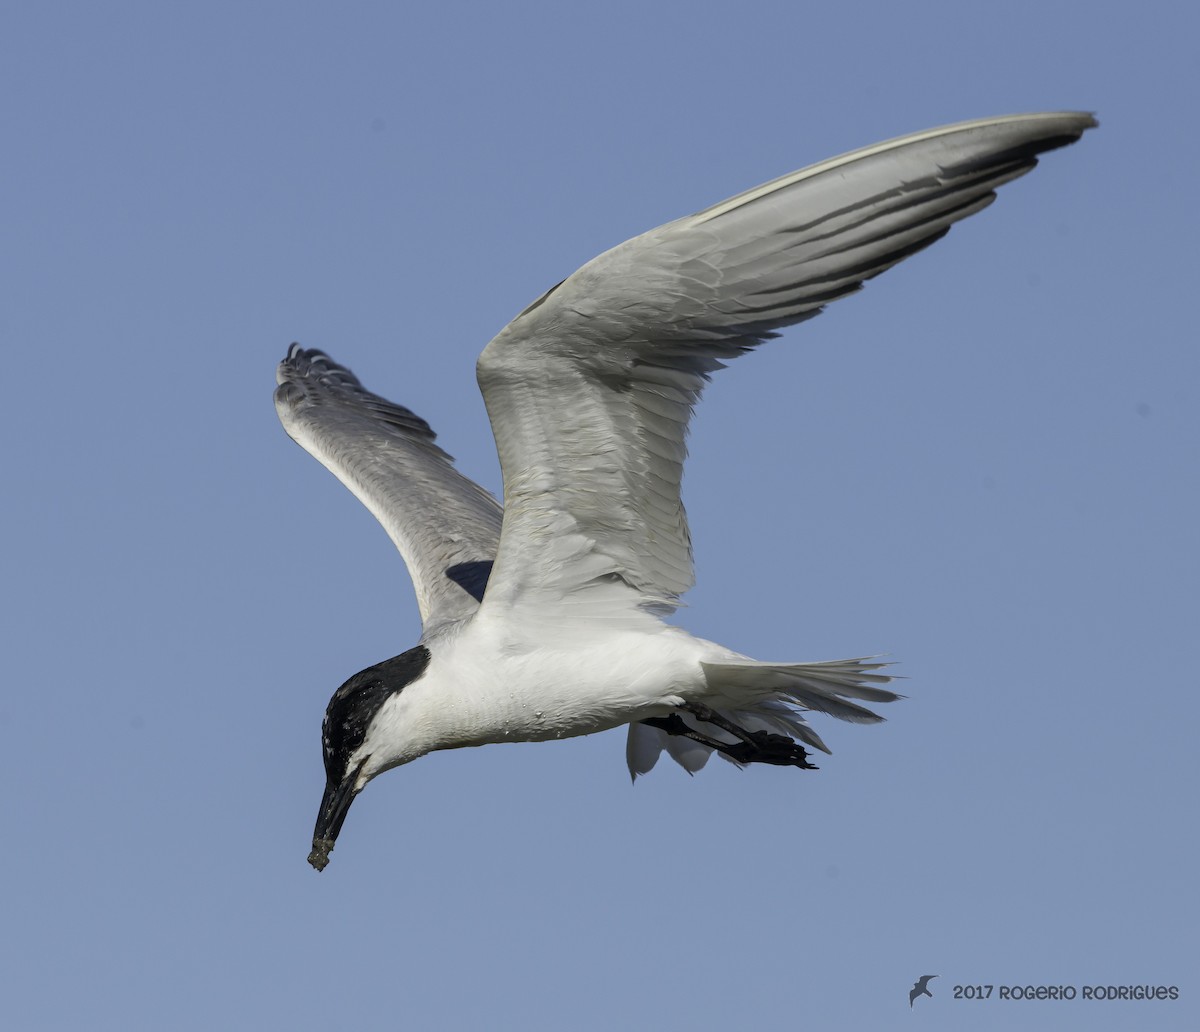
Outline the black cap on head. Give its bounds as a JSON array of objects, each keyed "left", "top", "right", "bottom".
[{"left": 309, "top": 645, "right": 432, "bottom": 870}]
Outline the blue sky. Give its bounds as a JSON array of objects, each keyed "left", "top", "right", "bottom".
[{"left": 3, "top": 3, "right": 1196, "bottom": 1029}]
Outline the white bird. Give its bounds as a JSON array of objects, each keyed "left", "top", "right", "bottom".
[{"left": 276, "top": 112, "right": 1095, "bottom": 870}]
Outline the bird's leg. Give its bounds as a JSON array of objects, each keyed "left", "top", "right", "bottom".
[
  {"left": 643, "top": 706, "right": 817, "bottom": 770},
  {"left": 641, "top": 714, "right": 726, "bottom": 750},
  {"left": 682, "top": 702, "right": 818, "bottom": 769},
  {"left": 680, "top": 702, "right": 758, "bottom": 743}
]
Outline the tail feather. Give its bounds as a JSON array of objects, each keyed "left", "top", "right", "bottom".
[
  {"left": 701, "top": 657, "right": 901, "bottom": 723},
  {"left": 625, "top": 656, "right": 899, "bottom": 779}
]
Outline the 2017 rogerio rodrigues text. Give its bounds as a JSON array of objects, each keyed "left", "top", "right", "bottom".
[{"left": 952, "top": 984, "right": 1180, "bottom": 1001}]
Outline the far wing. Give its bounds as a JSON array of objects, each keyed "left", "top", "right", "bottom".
[
  {"left": 476, "top": 112, "right": 1095, "bottom": 618},
  {"left": 276, "top": 345, "right": 503, "bottom": 636}
]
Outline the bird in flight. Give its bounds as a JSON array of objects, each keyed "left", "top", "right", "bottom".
[
  {"left": 910, "top": 975, "right": 938, "bottom": 1007},
  {"left": 276, "top": 112, "right": 1095, "bottom": 871}
]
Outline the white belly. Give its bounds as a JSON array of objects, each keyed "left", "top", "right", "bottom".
[{"left": 422, "top": 618, "right": 727, "bottom": 747}]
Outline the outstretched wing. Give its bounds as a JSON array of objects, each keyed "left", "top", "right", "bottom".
[
  {"left": 275, "top": 345, "right": 503, "bottom": 636},
  {"left": 476, "top": 112, "right": 1095, "bottom": 618}
]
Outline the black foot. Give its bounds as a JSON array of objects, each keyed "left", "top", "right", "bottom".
[
  {"left": 722, "top": 730, "right": 817, "bottom": 770},
  {"left": 684, "top": 702, "right": 818, "bottom": 770},
  {"left": 641, "top": 711, "right": 818, "bottom": 770}
]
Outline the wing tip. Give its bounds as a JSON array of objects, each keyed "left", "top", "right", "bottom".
[
  {"left": 275, "top": 344, "right": 440, "bottom": 442},
  {"left": 278, "top": 343, "right": 362, "bottom": 387}
]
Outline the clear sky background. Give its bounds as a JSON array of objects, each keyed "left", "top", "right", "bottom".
[{"left": 3, "top": 3, "right": 1196, "bottom": 1030}]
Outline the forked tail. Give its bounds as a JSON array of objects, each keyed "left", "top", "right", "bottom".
[{"left": 626, "top": 657, "right": 900, "bottom": 779}]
